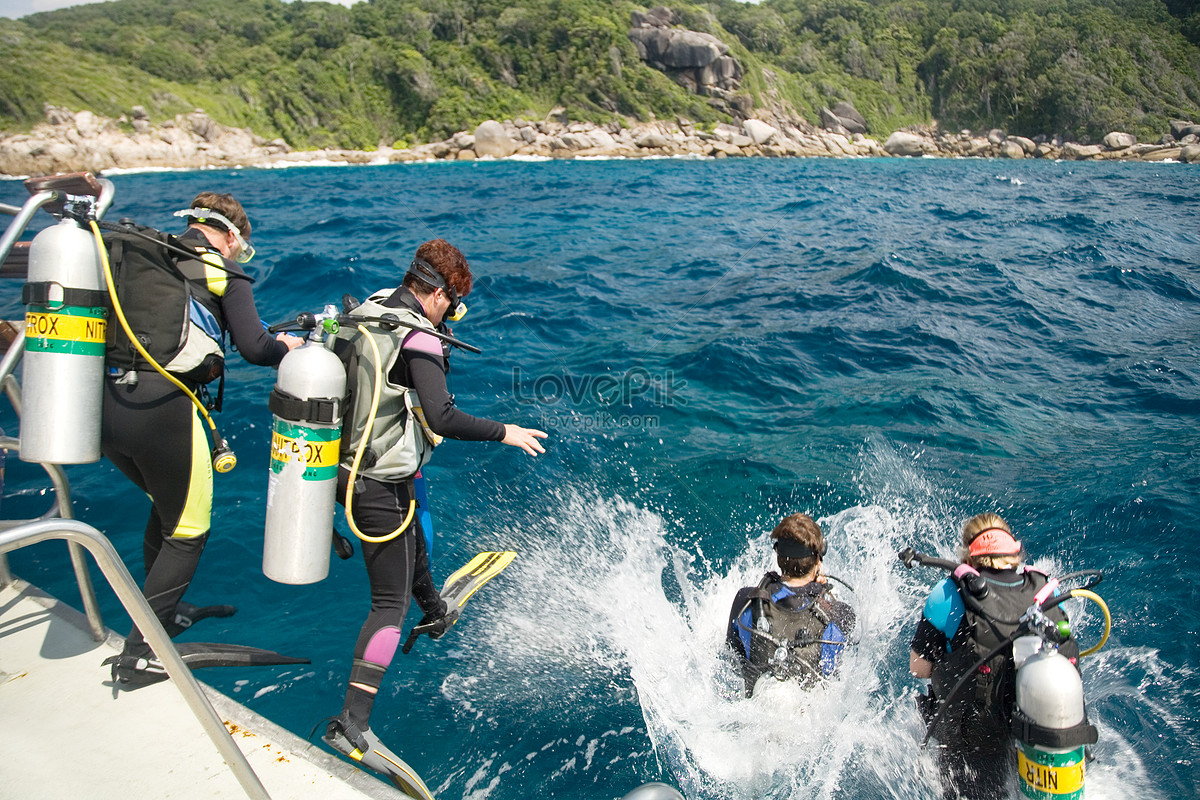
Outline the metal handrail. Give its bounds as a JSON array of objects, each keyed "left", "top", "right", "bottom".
[
  {"left": 0, "top": 518, "right": 272, "bottom": 800},
  {"left": 0, "top": 175, "right": 270, "bottom": 798},
  {"left": 0, "top": 331, "right": 106, "bottom": 640}
]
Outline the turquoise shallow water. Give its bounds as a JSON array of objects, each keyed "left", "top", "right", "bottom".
[{"left": 3, "top": 156, "right": 1198, "bottom": 799}]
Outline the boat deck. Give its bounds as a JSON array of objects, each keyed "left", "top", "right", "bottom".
[{"left": 0, "top": 579, "right": 406, "bottom": 800}]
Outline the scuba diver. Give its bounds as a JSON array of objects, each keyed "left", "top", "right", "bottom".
[
  {"left": 101, "top": 192, "right": 301, "bottom": 684},
  {"left": 321, "top": 238, "right": 546, "bottom": 790},
  {"left": 908, "top": 512, "right": 1081, "bottom": 800},
  {"left": 726, "top": 513, "right": 855, "bottom": 696}
]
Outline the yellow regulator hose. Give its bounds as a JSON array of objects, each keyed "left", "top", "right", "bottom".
[
  {"left": 344, "top": 322, "right": 416, "bottom": 543},
  {"left": 1069, "top": 588, "right": 1111, "bottom": 658}
]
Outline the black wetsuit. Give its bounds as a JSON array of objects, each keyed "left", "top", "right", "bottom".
[
  {"left": 338, "top": 289, "right": 503, "bottom": 713},
  {"left": 101, "top": 228, "right": 287, "bottom": 656},
  {"left": 910, "top": 568, "right": 1079, "bottom": 800}
]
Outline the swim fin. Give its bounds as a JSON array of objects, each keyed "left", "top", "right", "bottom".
[
  {"left": 402, "top": 550, "right": 516, "bottom": 654},
  {"left": 323, "top": 713, "right": 437, "bottom": 800},
  {"left": 176, "top": 642, "right": 311, "bottom": 670},
  {"left": 103, "top": 642, "right": 310, "bottom": 688},
  {"left": 164, "top": 600, "right": 238, "bottom": 637}
]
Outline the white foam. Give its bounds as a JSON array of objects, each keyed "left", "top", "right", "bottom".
[{"left": 436, "top": 441, "right": 1175, "bottom": 798}]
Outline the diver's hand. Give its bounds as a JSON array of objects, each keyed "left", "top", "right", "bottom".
[
  {"left": 402, "top": 608, "right": 460, "bottom": 654},
  {"left": 277, "top": 332, "right": 303, "bottom": 351},
  {"left": 502, "top": 424, "right": 547, "bottom": 456}
]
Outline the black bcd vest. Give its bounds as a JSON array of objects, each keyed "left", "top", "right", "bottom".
[
  {"left": 931, "top": 569, "right": 1076, "bottom": 745},
  {"left": 102, "top": 224, "right": 226, "bottom": 386},
  {"left": 743, "top": 574, "right": 837, "bottom": 688}
]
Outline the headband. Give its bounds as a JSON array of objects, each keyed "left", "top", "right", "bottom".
[
  {"left": 968, "top": 527, "right": 1022, "bottom": 557},
  {"left": 408, "top": 257, "right": 450, "bottom": 292}
]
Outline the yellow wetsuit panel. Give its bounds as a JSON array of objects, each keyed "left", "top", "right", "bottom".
[
  {"left": 172, "top": 407, "right": 213, "bottom": 538},
  {"left": 201, "top": 252, "right": 229, "bottom": 297}
]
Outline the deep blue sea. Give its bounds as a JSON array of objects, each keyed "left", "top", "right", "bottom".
[{"left": 2, "top": 155, "right": 1198, "bottom": 800}]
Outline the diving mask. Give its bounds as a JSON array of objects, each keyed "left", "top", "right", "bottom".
[
  {"left": 445, "top": 290, "right": 467, "bottom": 322},
  {"left": 174, "top": 207, "right": 256, "bottom": 263}
]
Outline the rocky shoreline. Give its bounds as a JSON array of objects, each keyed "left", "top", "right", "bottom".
[{"left": 1, "top": 104, "right": 1198, "bottom": 178}]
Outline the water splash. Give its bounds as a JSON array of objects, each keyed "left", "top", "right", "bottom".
[{"left": 435, "top": 443, "right": 1191, "bottom": 799}]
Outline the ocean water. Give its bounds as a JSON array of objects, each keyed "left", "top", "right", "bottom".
[{"left": 2, "top": 156, "right": 1198, "bottom": 799}]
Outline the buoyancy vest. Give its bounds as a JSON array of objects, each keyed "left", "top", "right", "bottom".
[
  {"left": 927, "top": 567, "right": 1075, "bottom": 745},
  {"left": 339, "top": 291, "right": 442, "bottom": 482},
  {"left": 739, "top": 573, "right": 847, "bottom": 689},
  {"left": 103, "top": 224, "right": 231, "bottom": 385}
]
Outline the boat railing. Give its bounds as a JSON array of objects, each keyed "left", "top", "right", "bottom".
[{"left": 0, "top": 177, "right": 273, "bottom": 800}]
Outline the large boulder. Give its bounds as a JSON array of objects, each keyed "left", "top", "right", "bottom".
[
  {"left": 1179, "top": 144, "right": 1200, "bottom": 163},
  {"left": 819, "top": 107, "right": 848, "bottom": 135},
  {"left": 831, "top": 102, "right": 868, "bottom": 135},
  {"left": 698, "top": 55, "right": 742, "bottom": 88},
  {"left": 1009, "top": 135, "right": 1037, "bottom": 155},
  {"left": 884, "top": 131, "right": 927, "bottom": 157},
  {"left": 1169, "top": 119, "right": 1196, "bottom": 139},
  {"left": 743, "top": 119, "right": 778, "bottom": 146},
  {"left": 1103, "top": 131, "right": 1136, "bottom": 150},
  {"left": 629, "top": 27, "right": 727, "bottom": 69},
  {"left": 999, "top": 140, "right": 1025, "bottom": 159},
  {"left": 636, "top": 131, "right": 669, "bottom": 149},
  {"left": 1061, "top": 142, "right": 1103, "bottom": 159},
  {"left": 631, "top": 6, "right": 674, "bottom": 28},
  {"left": 473, "top": 120, "right": 516, "bottom": 157}
]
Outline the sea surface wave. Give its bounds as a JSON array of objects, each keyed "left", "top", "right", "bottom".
[{"left": 3, "top": 157, "right": 1198, "bottom": 799}]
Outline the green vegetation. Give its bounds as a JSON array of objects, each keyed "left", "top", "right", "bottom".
[{"left": 1, "top": 0, "right": 1197, "bottom": 147}]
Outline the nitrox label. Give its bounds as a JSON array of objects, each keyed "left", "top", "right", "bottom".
[
  {"left": 1018, "top": 744, "right": 1085, "bottom": 800},
  {"left": 24, "top": 306, "right": 107, "bottom": 357},
  {"left": 270, "top": 420, "right": 340, "bottom": 481}
]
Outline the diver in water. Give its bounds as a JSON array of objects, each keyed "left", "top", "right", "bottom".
[
  {"left": 322, "top": 238, "right": 546, "bottom": 790},
  {"left": 908, "top": 512, "right": 1080, "bottom": 800},
  {"left": 102, "top": 192, "right": 301, "bottom": 684},
  {"left": 726, "top": 513, "right": 855, "bottom": 697}
]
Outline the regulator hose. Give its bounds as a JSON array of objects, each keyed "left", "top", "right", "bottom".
[
  {"left": 1070, "top": 588, "right": 1111, "bottom": 657},
  {"left": 343, "top": 322, "right": 416, "bottom": 543}
]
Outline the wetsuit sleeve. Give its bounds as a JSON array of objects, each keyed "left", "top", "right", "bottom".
[
  {"left": 832, "top": 599, "right": 856, "bottom": 636},
  {"left": 221, "top": 278, "right": 288, "bottom": 366},
  {"left": 400, "top": 338, "right": 505, "bottom": 442},
  {"left": 726, "top": 587, "right": 755, "bottom": 659},
  {"left": 910, "top": 616, "right": 949, "bottom": 663}
]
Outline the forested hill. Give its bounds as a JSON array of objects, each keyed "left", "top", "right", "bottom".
[{"left": 2, "top": 0, "right": 1198, "bottom": 149}]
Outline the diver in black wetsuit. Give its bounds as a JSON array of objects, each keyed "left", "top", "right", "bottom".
[
  {"left": 322, "top": 238, "right": 546, "bottom": 787},
  {"left": 908, "top": 513, "right": 1080, "bottom": 800},
  {"left": 726, "top": 513, "right": 855, "bottom": 696},
  {"left": 102, "top": 192, "right": 301, "bottom": 683}
]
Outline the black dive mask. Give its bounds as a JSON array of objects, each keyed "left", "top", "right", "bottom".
[
  {"left": 773, "top": 538, "right": 827, "bottom": 559},
  {"left": 408, "top": 257, "right": 467, "bottom": 321}
]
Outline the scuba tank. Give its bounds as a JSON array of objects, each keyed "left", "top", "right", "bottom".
[
  {"left": 20, "top": 218, "right": 107, "bottom": 464},
  {"left": 262, "top": 300, "right": 480, "bottom": 579},
  {"left": 263, "top": 309, "right": 346, "bottom": 584},
  {"left": 1013, "top": 642, "right": 1096, "bottom": 800}
]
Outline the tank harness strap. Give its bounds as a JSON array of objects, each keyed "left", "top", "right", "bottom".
[
  {"left": 1011, "top": 707, "right": 1099, "bottom": 748},
  {"left": 269, "top": 388, "right": 344, "bottom": 425},
  {"left": 22, "top": 282, "right": 109, "bottom": 308}
]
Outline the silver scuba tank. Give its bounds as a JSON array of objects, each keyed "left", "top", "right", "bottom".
[
  {"left": 20, "top": 218, "right": 106, "bottom": 464},
  {"left": 1013, "top": 643, "right": 1091, "bottom": 800},
  {"left": 263, "top": 321, "right": 345, "bottom": 584}
]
